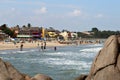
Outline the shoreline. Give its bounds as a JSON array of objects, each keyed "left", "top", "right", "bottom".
[
  {"left": 0, "top": 39, "right": 103, "bottom": 51},
  {"left": 0, "top": 41, "right": 68, "bottom": 51}
]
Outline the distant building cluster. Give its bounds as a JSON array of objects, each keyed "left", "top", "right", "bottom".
[{"left": 0, "top": 24, "right": 78, "bottom": 41}]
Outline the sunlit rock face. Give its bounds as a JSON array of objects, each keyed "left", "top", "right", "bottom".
[
  {"left": 86, "top": 35, "right": 120, "bottom": 80},
  {"left": 76, "top": 35, "right": 120, "bottom": 80},
  {"left": 0, "top": 58, "right": 25, "bottom": 80}
]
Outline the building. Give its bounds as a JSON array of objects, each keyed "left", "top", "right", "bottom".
[
  {"left": 17, "top": 27, "right": 42, "bottom": 39},
  {"left": 59, "top": 31, "right": 68, "bottom": 41},
  {"left": 45, "top": 28, "right": 60, "bottom": 41},
  {"left": 81, "top": 31, "right": 92, "bottom": 35},
  {"left": 30, "top": 27, "right": 41, "bottom": 38}
]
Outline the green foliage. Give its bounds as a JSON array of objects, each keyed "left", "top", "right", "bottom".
[
  {"left": 91, "top": 27, "right": 99, "bottom": 32},
  {"left": 0, "top": 24, "right": 14, "bottom": 37},
  {"left": 27, "top": 23, "right": 31, "bottom": 28},
  {"left": 92, "top": 29, "right": 120, "bottom": 38},
  {"left": 77, "top": 27, "right": 120, "bottom": 38}
]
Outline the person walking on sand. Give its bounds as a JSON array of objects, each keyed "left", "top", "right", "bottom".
[{"left": 20, "top": 43, "right": 23, "bottom": 51}]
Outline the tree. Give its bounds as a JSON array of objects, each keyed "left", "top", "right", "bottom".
[
  {"left": 0, "top": 24, "right": 14, "bottom": 37},
  {"left": 22, "top": 25, "right": 26, "bottom": 28},
  {"left": 49, "top": 27, "right": 54, "bottom": 30},
  {"left": 91, "top": 27, "right": 99, "bottom": 32},
  {"left": 16, "top": 25, "right": 20, "bottom": 28},
  {"left": 27, "top": 23, "right": 31, "bottom": 28}
]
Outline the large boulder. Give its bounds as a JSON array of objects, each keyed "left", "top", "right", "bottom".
[
  {"left": 75, "top": 74, "right": 88, "bottom": 80},
  {"left": 0, "top": 58, "right": 53, "bottom": 80},
  {"left": 85, "top": 35, "right": 120, "bottom": 80},
  {"left": 31, "top": 74, "right": 53, "bottom": 80},
  {"left": 0, "top": 74, "right": 11, "bottom": 80},
  {"left": 0, "top": 58, "right": 25, "bottom": 80}
]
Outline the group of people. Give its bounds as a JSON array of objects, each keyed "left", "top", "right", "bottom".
[
  {"left": 38, "top": 41, "right": 57, "bottom": 51},
  {"left": 39, "top": 41, "right": 46, "bottom": 51},
  {"left": 20, "top": 41, "right": 57, "bottom": 51}
]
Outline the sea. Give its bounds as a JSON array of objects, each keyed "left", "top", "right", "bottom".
[{"left": 0, "top": 44, "right": 103, "bottom": 80}]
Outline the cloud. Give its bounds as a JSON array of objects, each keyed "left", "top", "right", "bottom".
[
  {"left": 69, "top": 9, "right": 82, "bottom": 17},
  {"left": 35, "top": 7, "right": 47, "bottom": 14},
  {"left": 95, "top": 14, "right": 103, "bottom": 18}
]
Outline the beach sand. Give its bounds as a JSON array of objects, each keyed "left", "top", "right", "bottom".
[
  {"left": 0, "top": 39, "right": 102, "bottom": 50},
  {"left": 0, "top": 41, "right": 68, "bottom": 50}
]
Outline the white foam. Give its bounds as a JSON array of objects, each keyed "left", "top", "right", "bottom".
[
  {"left": 43, "top": 58, "right": 92, "bottom": 71},
  {"left": 87, "top": 44, "right": 103, "bottom": 47},
  {"left": 0, "top": 52, "right": 8, "bottom": 54},
  {"left": 41, "top": 58, "right": 90, "bottom": 67},
  {"left": 80, "top": 47, "right": 102, "bottom": 53},
  {"left": 15, "top": 49, "right": 37, "bottom": 54},
  {"left": 44, "top": 51, "right": 77, "bottom": 56}
]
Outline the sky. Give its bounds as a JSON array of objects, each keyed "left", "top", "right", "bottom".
[{"left": 0, "top": 0, "right": 120, "bottom": 31}]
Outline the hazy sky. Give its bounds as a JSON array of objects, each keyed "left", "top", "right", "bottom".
[{"left": 0, "top": 0, "right": 120, "bottom": 31}]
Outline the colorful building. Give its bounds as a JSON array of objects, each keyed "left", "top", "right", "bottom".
[{"left": 17, "top": 27, "right": 42, "bottom": 39}]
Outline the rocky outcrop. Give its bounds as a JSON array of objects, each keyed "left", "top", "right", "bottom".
[
  {"left": 31, "top": 74, "right": 53, "bottom": 80},
  {"left": 77, "top": 35, "right": 120, "bottom": 80},
  {"left": 0, "top": 58, "right": 53, "bottom": 80},
  {"left": 75, "top": 74, "right": 88, "bottom": 80},
  {"left": 87, "top": 35, "right": 120, "bottom": 80},
  {"left": 0, "top": 58, "right": 25, "bottom": 80}
]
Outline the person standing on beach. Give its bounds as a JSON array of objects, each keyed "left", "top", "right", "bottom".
[
  {"left": 44, "top": 41, "right": 46, "bottom": 49},
  {"left": 54, "top": 46, "right": 57, "bottom": 51},
  {"left": 20, "top": 43, "right": 23, "bottom": 51},
  {"left": 37, "top": 43, "right": 40, "bottom": 51},
  {"left": 41, "top": 42, "right": 44, "bottom": 51},
  {"left": 37, "top": 43, "right": 39, "bottom": 47}
]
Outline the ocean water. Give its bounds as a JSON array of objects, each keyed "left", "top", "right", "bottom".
[{"left": 0, "top": 44, "right": 103, "bottom": 80}]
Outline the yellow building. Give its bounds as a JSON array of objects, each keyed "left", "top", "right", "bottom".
[
  {"left": 42, "top": 28, "right": 45, "bottom": 38},
  {"left": 47, "top": 32, "right": 57, "bottom": 38}
]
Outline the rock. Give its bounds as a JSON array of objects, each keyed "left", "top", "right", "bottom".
[
  {"left": 85, "top": 35, "right": 120, "bottom": 80},
  {"left": 0, "top": 74, "right": 11, "bottom": 80},
  {"left": 0, "top": 58, "right": 25, "bottom": 80},
  {"left": 75, "top": 74, "right": 88, "bottom": 80},
  {"left": 24, "top": 75, "right": 31, "bottom": 80},
  {"left": 0, "top": 58, "right": 53, "bottom": 80},
  {"left": 5, "top": 61, "right": 25, "bottom": 80},
  {"left": 31, "top": 74, "right": 53, "bottom": 80}
]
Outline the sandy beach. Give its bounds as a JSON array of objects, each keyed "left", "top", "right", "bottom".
[
  {"left": 0, "top": 39, "right": 103, "bottom": 50},
  {"left": 0, "top": 41, "right": 68, "bottom": 50}
]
